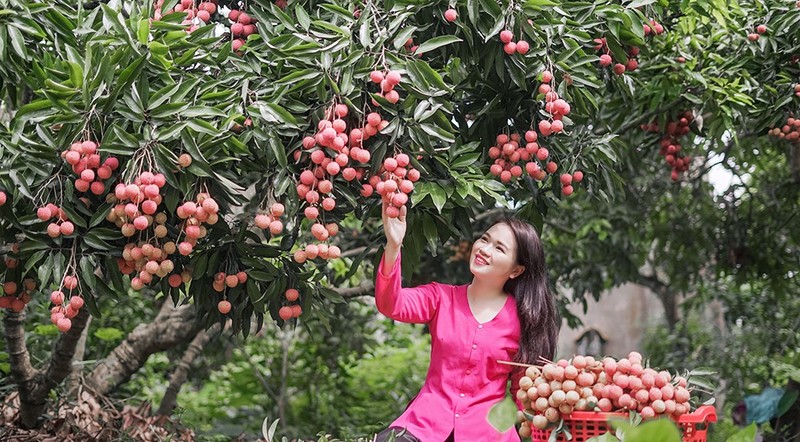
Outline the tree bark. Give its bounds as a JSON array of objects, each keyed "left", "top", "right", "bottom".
[
  {"left": 637, "top": 272, "right": 679, "bottom": 330},
  {"left": 3, "top": 306, "right": 91, "bottom": 428},
  {"left": 84, "top": 301, "right": 199, "bottom": 396},
  {"left": 789, "top": 144, "right": 800, "bottom": 184},
  {"left": 772, "top": 379, "right": 800, "bottom": 441},
  {"left": 278, "top": 328, "right": 292, "bottom": 432},
  {"left": 338, "top": 281, "right": 374, "bottom": 299},
  {"left": 156, "top": 323, "right": 219, "bottom": 416},
  {"left": 67, "top": 315, "right": 93, "bottom": 396}
]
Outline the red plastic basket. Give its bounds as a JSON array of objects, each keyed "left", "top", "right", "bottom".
[{"left": 530, "top": 405, "right": 717, "bottom": 442}]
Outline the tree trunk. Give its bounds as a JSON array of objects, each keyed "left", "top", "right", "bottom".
[
  {"left": 156, "top": 323, "right": 219, "bottom": 416},
  {"left": 636, "top": 271, "right": 679, "bottom": 330},
  {"left": 3, "top": 306, "right": 91, "bottom": 428},
  {"left": 84, "top": 301, "right": 199, "bottom": 396},
  {"left": 772, "top": 379, "right": 800, "bottom": 441},
  {"left": 67, "top": 315, "right": 93, "bottom": 396},
  {"left": 278, "top": 328, "right": 291, "bottom": 432},
  {"left": 789, "top": 144, "right": 800, "bottom": 184},
  {"left": 657, "top": 289, "right": 679, "bottom": 331}
]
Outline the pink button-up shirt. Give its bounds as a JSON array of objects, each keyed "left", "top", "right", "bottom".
[{"left": 375, "top": 252, "right": 523, "bottom": 442}]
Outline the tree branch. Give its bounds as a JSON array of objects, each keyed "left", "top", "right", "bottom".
[
  {"left": 156, "top": 323, "right": 220, "bottom": 416},
  {"left": 340, "top": 245, "right": 367, "bottom": 258},
  {"left": 3, "top": 309, "right": 38, "bottom": 390},
  {"left": 635, "top": 270, "right": 679, "bottom": 329},
  {"left": 4, "top": 306, "right": 92, "bottom": 428},
  {"left": 67, "top": 315, "right": 93, "bottom": 396},
  {"left": 543, "top": 219, "right": 577, "bottom": 235},
  {"left": 238, "top": 341, "right": 280, "bottom": 403},
  {"left": 84, "top": 301, "right": 199, "bottom": 396},
  {"left": 691, "top": 133, "right": 752, "bottom": 183},
  {"left": 598, "top": 97, "right": 684, "bottom": 136},
  {"left": 335, "top": 281, "right": 375, "bottom": 299},
  {"left": 3, "top": 309, "right": 39, "bottom": 416}
]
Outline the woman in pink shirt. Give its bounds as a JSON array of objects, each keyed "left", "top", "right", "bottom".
[{"left": 373, "top": 201, "right": 560, "bottom": 441}]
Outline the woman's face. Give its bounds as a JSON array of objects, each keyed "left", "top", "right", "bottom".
[{"left": 469, "top": 223, "right": 525, "bottom": 282}]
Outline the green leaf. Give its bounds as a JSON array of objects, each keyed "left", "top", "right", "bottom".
[
  {"left": 269, "top": 136, "right": 288, "bottom": 169},
  {"left": 137, "top": 18, "right": 150, "bottom": 44},
  {"left": 450, "top": 153, "right": 480, "bottom": 169},
  {"left": 626, "top": 0, "right": 657, "bottom": 7},
  {"left": 415, "top": 35, "right": 462, "bottom": 55},
  {"left": 725, "top": 423, "right": 756, "bottom": 442},
  {"left": 394, "top": 26, "right": 418, "bottom": 50},
  {"left": 422, "top": 216, "right": 439, "bottom": 255},
  {"left": 79, "top": 256, "right": 98, "bottom": 294},
  {"left": 259, "top": 102, "right": 298, "bottom": 125},
  {"left": 7, "top": 25, "right": 27, "bottom": 58},
  {"left": 276, "top": 68, "right": 319, "bottom": 85},
  {"left": 59, "top": 205, "right": 87, "bottom": 229},
  {"left": 409, "top": 59, "right": 452, "bottom": 92},
  {"left": 82, "top": 231, "right": 113, "bottom": 250},
  {"left": 182, "top": 105, "right": 227, "bottom": 118},
  {"left": 777, "top": 390, "right": 799, "bottom": 418},
  {"left": 88, "top": 204, "right": 111, "bottom": 228},
  {"left": 295, "top": 5, "right": 311, "bottom": 31},
  {"left": 587, "top": 433, "right": 620, "bottom": 442},
  {"left": 94, "top": 327, "right": 125, "bottom": 342},
  {"left": 34, "top": 324, "right": 59, "bottom": 336},
  {"left": 67, "top": 61, "right": 83, "bottom": 89},
  {"left": 14, "top": 99, "right": 53, "bottom": 121},
  {"left": 151, "top": 102, "right": 189, "bottom": 118},
  {"left": 524, "top": 0, "right": 559, "bottom": 10},
  {"left": 487, "top": 396, "right": 517, "bottom": 433},
  {"left": 610, "top": 418, "right": 681, "bottom": 442},
  {"left": 429, "top": 183, "right": 447, "bottom": 213},
  {"left": 117, "top": 55, "right": 146, "bottom": 90},
  {"left": 318, "top": 4, "right": 354, "bottom": 22}
]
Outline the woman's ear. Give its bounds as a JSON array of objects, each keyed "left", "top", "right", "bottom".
[{"left": 511, "top": 265, "right": 525, "bottom": 279}]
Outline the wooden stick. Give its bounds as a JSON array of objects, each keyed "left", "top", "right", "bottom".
[{"left": 496, "top": 360, "right": 543, "bottom": 369}]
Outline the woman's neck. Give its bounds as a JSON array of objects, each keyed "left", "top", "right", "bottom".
[{"left": 467, "top": 277, "right": 507, "bottom": 300}]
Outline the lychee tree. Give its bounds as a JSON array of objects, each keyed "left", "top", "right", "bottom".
[{"left": 0, "top": 0, "right": 798, "bottom": 432}]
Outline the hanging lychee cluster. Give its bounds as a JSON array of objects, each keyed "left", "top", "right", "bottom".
[
  {"left": 767, "top": 114, "right": 800, "bottom": 143},
  {"left": 640, "top": 111, "right": 694, "bottom": 181},
  {"left": 278, "top": 288, "right": 303, "bottom": 320},
  {"left": 109, "top": 172, "right": 168, "bottom": 237},
  {"left": 370, "top": 153, "right": 419, "bottom": 218},
  {"left": 48, "top": 274, "right": 84, "bottom": 333},
  {"left": 370, "top": 69, "right": 403, "bottom": 105},
  {"left": 487, "top": 71, "right": 583, "bottom": 196},
  {"left": 0, "top": 247, "right": 35, "bottom": 313},
  {"left": 38, "top": 204, "right": 75, "bottom": 238},
  {"left": 593, "top": 38, "right": 640, "bottom": 76},
  {"left": 255, "top": 203, "right": 286, "bottom": 236},
  {"left": 227, "top": 7, "right": 259, "bottom": 52},
  {"left": 61, "top": 140, "right": 120, "bottom": 196},
  {"left": 154, "top": 0, "right": 220, "bottom": 33},
  {"left": 176, "top": 192, "right": 220, "bottom": 256}
]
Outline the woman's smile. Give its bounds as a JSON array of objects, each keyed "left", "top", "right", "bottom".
[{"left": 474, "top": 254, "right": 489, "bottom": 266}]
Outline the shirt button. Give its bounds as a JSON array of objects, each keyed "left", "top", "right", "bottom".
[
  {"left": 478, "top": 325, "right": 483, "bottom": 329},
  {"left": 466, "top": 369, "right": 471, "bottom": 374},
  {"left": 455, "top": 413, "right": 460, "bottom": 418},
  {"left": 472, "top": 344, "right": 478, "bottom": 349},
  {"left": 460, "top": 393, "right": 465, "bottom": 398}
]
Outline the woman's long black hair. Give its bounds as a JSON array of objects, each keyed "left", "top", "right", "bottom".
[{"left": 496, "top": 217, "right": 560, "bottom": 368}]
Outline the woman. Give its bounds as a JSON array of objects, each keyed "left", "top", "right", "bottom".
[{"left": 373, "top": 201, "right": 560, "bottom": 441}]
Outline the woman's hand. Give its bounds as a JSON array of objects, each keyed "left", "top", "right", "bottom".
[
  {"left": 380, "top": 200, "right": 406, "bottom": 276},
  {"left": 382, "top": 199, "right": 407, "bottom": 251}
]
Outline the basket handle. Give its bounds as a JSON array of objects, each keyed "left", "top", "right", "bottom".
[{"left": 692, "top": 405, "right": 718, "bottom": 423}]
